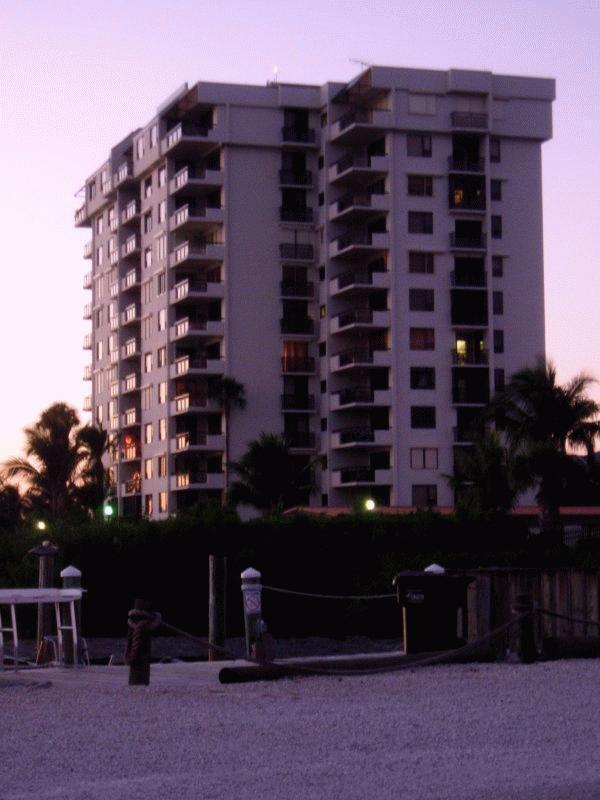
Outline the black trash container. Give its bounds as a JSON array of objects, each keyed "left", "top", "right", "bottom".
[{"left": 393, "top": 568, "right": 474, "bottom": 654}]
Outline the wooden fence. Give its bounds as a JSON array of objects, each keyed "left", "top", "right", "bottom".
[{"left": 467, "top": 568, "right": 600, "bottom": 655}]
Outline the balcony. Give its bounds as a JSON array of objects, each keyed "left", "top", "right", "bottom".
[
  {"left": 122, "top": 409, "right": 140, "bottom": 427},
  {"left": 279, "top": 169, "right": 313, "bottom": 186},
  {"left": 331, "top": 467, "right": 393, "bottom": 488},
  {"left": 452, "top": 349, "right": 489, "bottom": 366},
  {"left": 83, "top": 396, "right": 92, "bottom": 412},
  {"left": 162, "top": 120, "right": 217, "bottom": 156},
  {"left": 83, "top": 241, "right": 92, "bottom": 259},
  {"left": 121, "top": 304, "right": 141, "bottom": 326},
  {"left": 330, "top": 108, "right": 392, "bottom": 145},
  {"left": 450, "top": 271, "right": 486, "bottom": 288},
  {"left": 101, "top": 177, "right": 112, "bottom": 196},
  {"left": 281, "top": 127, "right": 316, "bottom": 145},
  {"left": 122, "top": 479, "right": 141, "bottom": 496},
  {"left": 450, "top": 112, "right": 488, "bottom": 129},
  {"left": 286, "top": 431, "right": 316, "bottom": 449},
  {"left": 113, "top": 162, "right": 133, "bottom": 187},
  {"left": 110, "top": 349, "right": 119, "bottom": 364},
  {"left": 170, "top": 355, "right": 224, "bottom": 379},
  {"left": 109, "top": 216, "right": 119, "bottom": 233},
  {"left": 170, "top": 239, "right": 225, "bottom": 268},
  {"left": 453, "top": 427, "right": 477, "bottom": 443},
  {"left": 329, "top": 267, "right": 389, "bottom": 297},
  {"left": 170, "top": 392, "right": 208, "bottom": 415},
  {"left": 281, "top": 356, "right": 315, "bottom": 374},
  {"left": 279, "top": 243, "right": 314, "bottom": 261},
  {"left": 109, "top": 249, "right": 119, "bottom": 266},
  {"left": 110, "top": 281, "right": 119, "bottom": 298},
  {"left": 121, "top": 339, "right": 140, "bottom": 359},
  {"left": 122, "top": 201, "right": 139, "bottom": 224},
  {"left": 450, "top": 233, "right": 486, "bottom": 251},
  {"left": 171, "top": 432, "right": 226, "bottom": 452},
  {"left": 449, "top": 189, "right": 486, "bottom": 212},
  {"left": 280, "top": 280, "right": 314, "bottom": 299},
  {"left": 170, "top": 277, "right": 224, "bottom": 304},
  {"left": 279, "top": 206, "right": 313, "bottom": 224},
  {"left": 328, "top": 191, "right": 388, "bottom": 222},
  {"left": 110, "top": 416, "right": 119, "bottom": 430},
  {"left": 83, "top": 272, "right": 92, "bottom": 290},
  {"left": 83, "top": 364, "right": 92, "bottom": 381},
  {"left": 330, "top": 387, "right": 392, "bottom": 410},
  {"left": 121, "top": 445, "right": 141, "bottom": 463},
  {"left": 170, "top": 203, "right": 224, "bottom": 233},
  {"left": 122, "top": 373, "right": 140, "bottom": 394},
  {"left": 448, "top": 156, "right": 485, "bottom": 173},
  {"left": 170, "top": 165, "right": 223, "bottom": 195},
  {"left": 330, "top": 231, "right": 389, "bottom": 260},
  {"left": 83, "top": 303, "right": 92, "bottom": 320},
  {"left": 281, "top": 394, "right": 315, "bottom": 411},
  {"left": 172, "top": 317, "right": 224, "bottom": 341},
  {"left": 329, "top": 153, "right": 389, "bottom": 186},
  {"left": 280, "top": 318, "right": 314, "bottom": 336},
  {"left": 109, "top": 315, "right": 119, "bottom": 331},
  {"left": 170, "top": 471, "right": 225, "bottom": 491},
  {"left": 83, "top": 333, "right": 92, "bottom": 350},
  {"left": 330, "top": 348, "right": 391, "bottom": 373},
  {"left": 331, "top": 427, "right": 392, "bottom": 449},
  {"left": 74, "top": 204, "right": 89, "bottom": 227},
  {"left": 122, "top": 270, "right": 141, "bottom": 291},
  {"left": 122, "top": 235, "right": 140, "bottom": 258},
  {"left": 330, "top": 308, "right": 389, "bottom": 335}
]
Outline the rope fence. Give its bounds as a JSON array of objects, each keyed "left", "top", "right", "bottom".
[{"left": 261, "top": 584, "right": 395, "bottom": 601}]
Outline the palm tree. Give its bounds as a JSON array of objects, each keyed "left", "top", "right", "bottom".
[
  {"left": 75, "top": 425, "right": 111, "bottom": 517},
  {"left": 229, "top": 433, "right": 313, "bottom": 515},
  {"left": 207, "top": 376, "right": 246, "bottom": 505},
  {"left": 0, "top": 480, "right": 28, "bottom": 529},
  {"left": 495, "top": 359, "right": 600, "bottom": 531},
  {"left": 3, "top": 403, "right": 84, "bottom": 519}
]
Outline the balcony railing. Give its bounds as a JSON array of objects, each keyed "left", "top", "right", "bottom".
[
  {"left": 109, "top": 216, "right": 119, "bottom": 232},
  {"left": 286, "top": 431, "right": 316, "bottom": 448},
  {"left": 281, "top": 394, "right": 315, "bottom": 410},
  {"left": 83, "top": 396, "right": 92, "bottom": 412},
  {"left": 83, "top": 364, "right": 92, "bottom": 381},
  {"left": 337, "top": 108, "right": 375, "bottom": 130},
  {"left": 122, "top": 373, "right": 139, "bottom": 392},
  {"left": 121, "top": 339, "right": 139, "bottom": 358},
  {"left": 122, "top": 304, "right": 140, "bottom": 324},
  {"left": 452, "top": 349, "right": 489, "bottom": 365},
  {"left": 74, "top": 205, "right": 87, "bottom": 226},
  {"left": 335, "top": 308, "right": 374, "bottom": 328},
  {"left": 122, "top": 236, "right": 139, "bottom": 256},
  {"left": 122, "top": 270, "right": 140, "bottom": 290},
  {"left": 281, "top": 127, "right": 315, "bottom": 143},
  {"left": 449, "top": 193, "right": 486, "bottom": 211},
  {"left": 164, "top": 121, "right": 213, "bottom": 150},
  {"left": 336, "top": 387, "right": 374, "bottom": 405},
  {"left": 336, "top": 427, "right": 376, "bottom": 444},
  {"left": 174, "top": 355, "right": 208, "bottom": 375},
  {"left": 122, "top": 478, "right": 141, "bottom": 495},
  {"left": 450, "top": 112, "right": 488, "bottom": 129},
  {"left": 450, "top": 233, "right": 486, "bottom": 249},
  {"left": 334, "top": 190, "right": 384, "bottom": 214},
  {"left": 83, "top": 272, "right": 92, "bottom": 290},
  {"left": 280, "top": 318, "right": 314, "bottom": 335},
  {"left": 337, "top": 348, "right": 373, "bottom": 367},
  {"left": 279, "top": 169, "right": 313, "bottom": 186},
  {"left": 448, "top": 156, "right": 485, "bottom": 172},
  {"left": 279, "top": 207, "right": 313, "bottom": 223},
  {"left": 280, "top": 280, "right": 314, "bottom": 298},
  {"left": 83, "top": 333, "right": 92, "bottom": 350},
  {"left": 174, "top": 318, "right": 209, "bottom": 338},
  {"left": 339, "top": 467, "right": 374, "bottom": 484},
  {"left": 281, "top": 356, "right": 315, "bottom": 373},
  {"left": 113, "top": 162, "right": 131, "bottom": 186},
  {"left": 83, "top": 303, "right": 92, "bottom": 319},
  {"left": 123, "top": 409, "right": 139, "bottom": 426},
  {"left": 83, "top": 241, "right": 92, "bottom": 259},
  {"left": 173, "top": 391, "right": 208, "bottom": 412},
  {"left": 450, "top": 270, "right": 487, "bottom": 288},
  {"left": 173, "top": 278, "right": 208, "bottom": 300},
  {"left": 122, "top": 201, "right": 138, "bottom": 223},
  {"left": 279, "top": 243, "right": 314, "bottom": 260}
]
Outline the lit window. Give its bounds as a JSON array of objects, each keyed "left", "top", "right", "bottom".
[
  {"left": 158, "top": 418, "right": 167, "bottom": 440},
  {"left": 158, "top": 491, "right": 167, "bottom": 513},
  {"left": 144, "top": 458, "right": 153, "bottom": 480}
]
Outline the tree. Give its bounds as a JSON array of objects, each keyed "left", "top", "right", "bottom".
[
  {"left": 75, "top": 425, "right": 111, "bottom": 517},
  {"left": 495, "top": 359, "right": 600, "bottom": 531},
  {"left": 207, "top": 376, "right": 246, "bottom": 504},
  {"left": 0, "top": 480, "right": 27, "bottom": 529},
  {"left": 229, "top": 433, "right": 313, "bottom": 515},
  {"left": 3, "top": 403, "right": 84, "bottom": 519}
]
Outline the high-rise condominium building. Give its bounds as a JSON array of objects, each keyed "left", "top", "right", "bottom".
[{"left": 76, "top": 66, "right": 555, "bottom": 517}]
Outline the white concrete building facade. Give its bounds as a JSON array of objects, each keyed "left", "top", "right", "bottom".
[{"left": 76, "top": 66, "right": 555, "bottom": 516}]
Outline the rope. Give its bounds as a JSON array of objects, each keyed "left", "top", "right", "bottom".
[
  {"left": 262, "top": 584, "right": 395, "bottom": 601},
  {"left": 125, "top": 609, "right": 162, "bottom": 665},
  {"left": 536, "top": 607, "right": 600, "bottom": 630}
]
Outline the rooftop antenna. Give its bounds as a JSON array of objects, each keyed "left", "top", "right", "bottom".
[
  {"left": 268, "top": 65, "right": 279, "bottom": 86},
  {"left": 349, "top": 58, "right": 371, "bottom": 72}
]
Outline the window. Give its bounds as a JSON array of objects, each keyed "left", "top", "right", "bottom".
[
  {"left": 144, "top": 352, "right": 152, "bottom": 373},
  {"left": 96, "top": 245, "right": 103, "bottom": 266},
  {"left": 494, "top": 368, "right": 505, "bottom": 391},
  {"left": 492, "top": 256, "right": 504, "bottom": 277},
  {"left": 410, "top": 448, "right": 438, "bottom": 469},
  {"left": 158, "top": 454, "right": 167, "bottom": 477},
  {"left": 319, "top": 266, "right": 325, "bottom": 281},
  {"left": 409, "top": 288, "right": 434, "bottom": 312},
  {"left": 158, "top": 200, "right": 166, "bottom": 224},
  {"left": 410, "top": 367, "right": 435, "bottom": 390},
  {"left": 320, "top": 380, "right": 327, "bottom": 394},
  {"left": 491, "top": 215, "right": 502, "bottom": 239},
  {"left": 144, "top": 458, "right": 153, "bottom": 480},
  {"left": 142, "top": 280, "right": 152, "bottom": 304},
  {"left": 144, "top": 495, "right": 153, "bottom": 516},
  {"left": 96, "top": 215, "right": 103, "bottom": 235},
  {"left": 407, "top": 175, "right": 433, "bottom": 196},
  {"left": 411, "top": 406, "right": 436, "bottom": 428},
  {"left": 318, "top": 155, "right": 324, "bottom": 170},
  {"left": 490, "top": 137, "right": 501, "bottom": 163},
  {"left": 150, "top": 125, "right": 158, "bottom": 148},
  {"left": 144, "top": 177, "right": 152, "bottom": 198},
  {"left": 96, "top": 340, "right": 103, "bottom": 360},
  {"left": 158, "top": 492, "right": 167, "bottom": 513},
  {"left": 408, "top": 93, "right": 436, "bottom": 115},
  {"left": 491, "top": 180, "right": 502, "bottom": 201},
  {"left": 158, "top": 418, "right": 167, "bottom": 440},
  {"left": 157, "top": 272, "right": 166, "bottom": 294},
  {"left": 143, "top": 212, "right": 152, "bottom": 234},
  {"left": 95, "top": 308, "right": 102, "bottom": 329},
  {"left": 409, "top": 251, "right": 434, "bottom": 274},
  {"left": 158, "top": 382, "right": 167, "bottom": 404},
  {"left": 136, "top": 137, "right": 145, "bottom": 160},
  {"left": 412, "top": 484, "right": 438, "bottom": 507},
  {"left": 96, "top": 405, "right": 103, "bottom": 425},
  {"left": 493, "top": 291, "right": 504, "bottom": 315},
  {"left": 144, "top": 247, "right": 153, "bottom": 270},
  {"left": 158, "top": 309, "right": 167, "bottom": 331},
  {"left": 321, "top": 493, "right": 328, "bottom": 507},
  {"left": 319, "top": 305, "right": 326, "bottom": 318},
  {"left": 144, "top": 422, "right": 153, "bottom": 444},
  {"left": 494, "top": 329, "right": 504, "bottom": 354},
  {"left": 157, "top": 346, "right": 167, "bottom": 367},
  {"left": 407, "top": 134, "right": 432, "bottom": 157},
  {"left": 88, "top": 180, "right": 97, "bottom": 200},
  {"left": 408, "top": 211, "right": 433, "bottom": 234},
  {"left": 318, "top": 192, "right": 324, "bottom": 207},
  {"left": 157, "top": 235, "right": 167, "bottom": 262},
  {"left": 158, "top": 165, "right": 166, "bottom": 187},
  {"left": 141, "top": 386, "right": 152, "bottom": 410},
  {"left": 320, "top": 418, "right": 327, "bottom": 432},
  {"left": 142, "top": 316, "right": 152, "bottom": 340},
  {"left": 410, "top": 327, "right": 435, "bottom": 350},
  {"left": 318, "top": 341, "right": 326, "bottom": 356}
]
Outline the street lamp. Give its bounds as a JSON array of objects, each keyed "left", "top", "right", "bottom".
[
  {"left": 35, "top": 520, "right": 47, "bottom": 531},
  {"left": 364, "top": 498, "right": 376, "bottom": 512}
]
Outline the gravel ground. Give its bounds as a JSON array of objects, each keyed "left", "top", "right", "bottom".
[{"left": 1, "top": 659, "right": 599, "bottom": 800}]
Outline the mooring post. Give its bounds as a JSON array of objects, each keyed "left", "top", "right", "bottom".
[
  {"left": 60, "top": 565, "right": 82, "bottom": 666},
  {"left": 126, "top": 599, "right": 157, "bottom": 686},
  {"left": 29, "top": 540, "right": 59, "bottom": 662},
  {"left": 241, "top": 567, "right": 262, "bottom": 660},
  {"left": 513, "top": 593, "right": 537, "bottom": 663},
  {"left": 208, "top": 554, "right": 226, "bottom": 662}
]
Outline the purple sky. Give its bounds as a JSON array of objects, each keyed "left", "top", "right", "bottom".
[{"left": 1, "top": 0, "right": 599, "bottom": 460}]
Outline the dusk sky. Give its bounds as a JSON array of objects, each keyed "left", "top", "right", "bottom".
[{"left": 1, "top": 0, "right": 599, "bottom": 461}]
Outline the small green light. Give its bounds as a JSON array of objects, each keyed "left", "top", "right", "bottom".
[
  {"left": 103, "top": 503, "right": 114, "bottom": 518},
  {"left": 364, "top": 499, "right": 376, "bottom": 512}
]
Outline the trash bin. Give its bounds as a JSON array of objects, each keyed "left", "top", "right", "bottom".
[{"left": 393, "top": 566, "right": 474, "bottom": 654}]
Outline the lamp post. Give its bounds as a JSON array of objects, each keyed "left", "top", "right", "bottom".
[{"left": 29, "top": 539, "right": 59, "bottom": 661}]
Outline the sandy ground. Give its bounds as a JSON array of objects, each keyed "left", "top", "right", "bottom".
[{"left": 1, "top": 659, "right": 599, "bottom": 800}]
